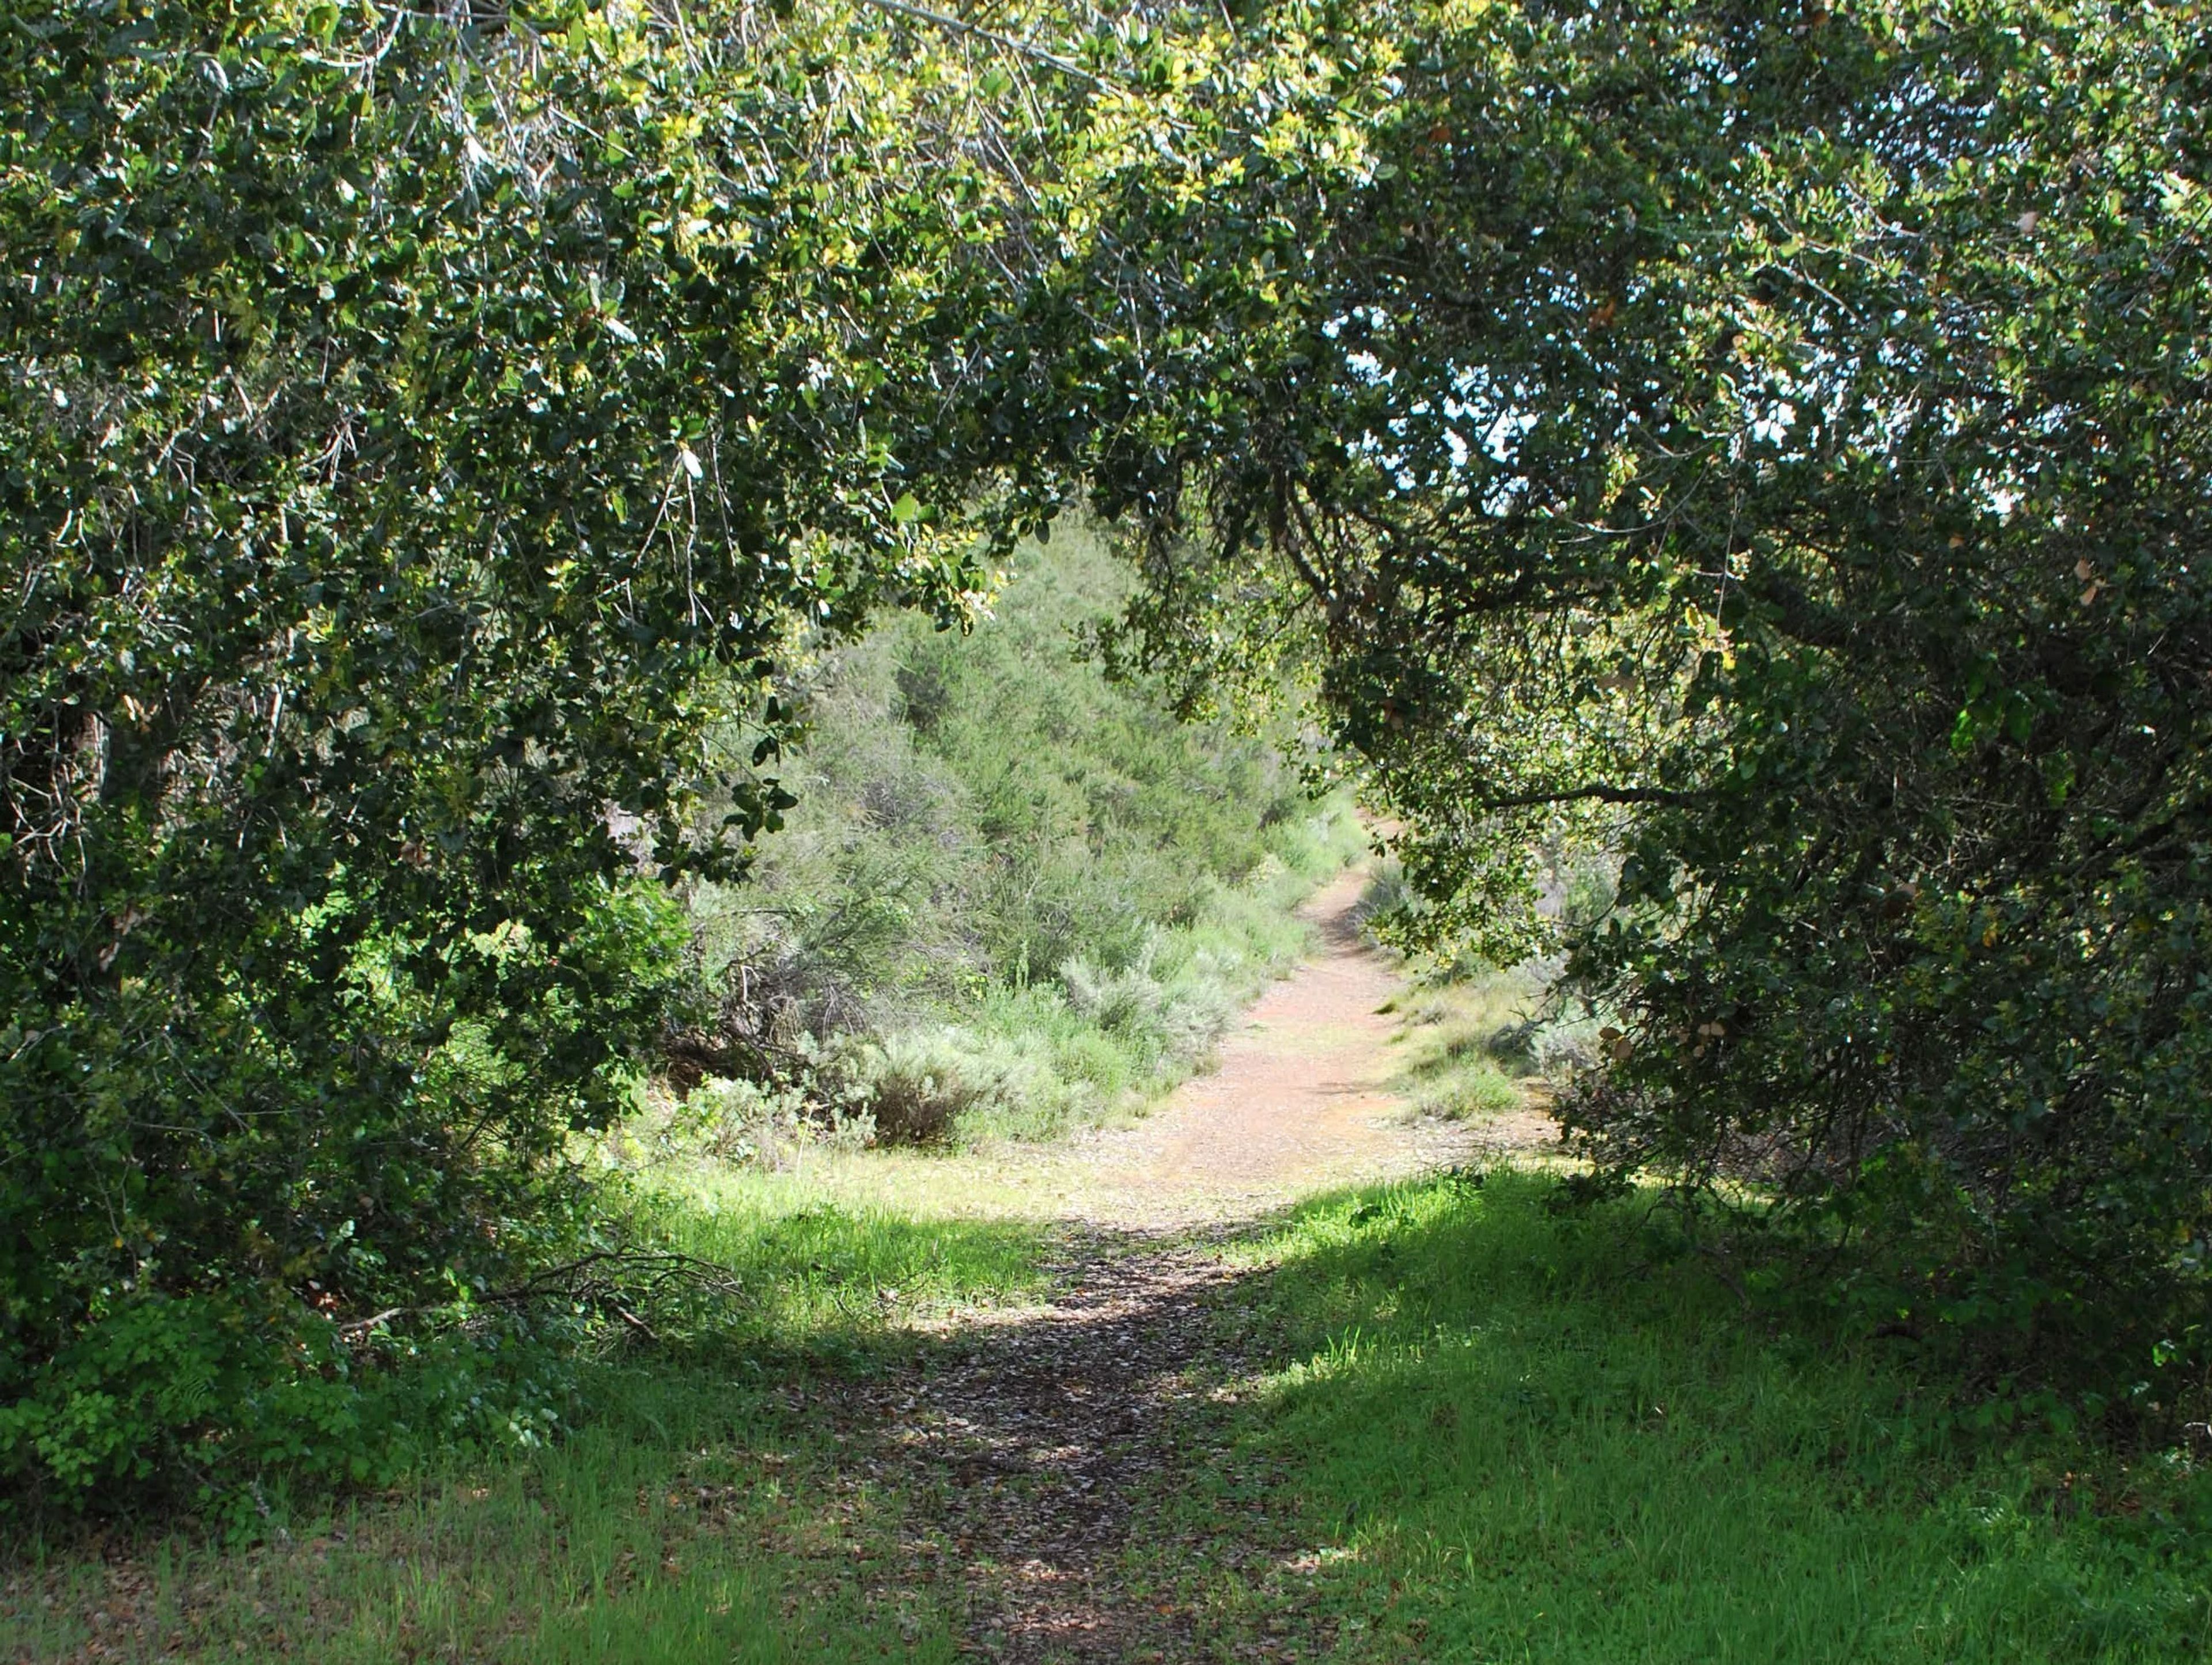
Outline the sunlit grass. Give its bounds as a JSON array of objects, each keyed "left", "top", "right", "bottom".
[
  {"left": 1381, "top": 971, "right": 1550, "bottom": 1122},
  {"left": 18, "top": 1144, "right": 2211, "bottom": 1663},
  {"left": 0, "top": 1182, "right": 1052, "bottom": 1662},
  {"left": 1166, "top": 1169, "right": 2212, "bottom": 1662}
]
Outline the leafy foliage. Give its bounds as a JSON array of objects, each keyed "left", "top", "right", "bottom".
[
  {"left": 1028, "top": 1, "right": 2212, "bottom": 1384},
  {"left": 665, "top": 526, "right": 1357, "bottom": 1146},
  {"left": 9, "top": 0, "right": 2200, "bottom": 1511},
  {"left": 0, "top": 0, "right": 1049, "bottom": 1503}
]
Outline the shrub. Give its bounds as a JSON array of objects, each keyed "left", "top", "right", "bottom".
[
  {"left": 847, "top": 1031, "right": 985, "bottom": 1147},
  {"left": 668, "top": 528, "right": 1363, "bottom": 1148},
  {"left": 0, "top": 0, "right": 1036, "bottom": 1507},
  {"left": 653, "top": 1076, "right": 873, "bottom": 1169},
  {"left": 0, "top": 1288, "right": 577, "bottom": 1516},
  {"left": 1046, "top": 0, "right": 2212, "bottom": 1385},
  {"left": 1061, "top": 953, "right": 1173, "bottom": 1049}
]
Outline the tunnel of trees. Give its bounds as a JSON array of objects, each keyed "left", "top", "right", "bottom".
[{"left": 3, "top": 0, "right": 2207, "bottom": 1503}]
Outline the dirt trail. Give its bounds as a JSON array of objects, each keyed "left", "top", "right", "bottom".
[
  {"left": 859, "top": 866, "right": 1549, "bottom": 1661},
  {"left": 1067, "top": 864, "right": 1531, "bottom": 1224},
  {"left": 976, "top": 864, "right": 1534, "bottom": 1230}
]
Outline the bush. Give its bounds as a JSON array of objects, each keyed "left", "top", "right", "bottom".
[
  {"left": 1052, "top": 0, "right": 2212, "bottom": 1387},
  {"left": 846, "top": 1031, "right": 984, "bottom": 1146},
  {"left": 668, "top": 526, "right": 1362, "bottom": 1147},
  {"left": 646, "top": 1075, "right": 874, "bottom": 1168},
  {"left": 0, "top": 0, "right": 1040, "bottom": 1508},
  {"left": 0, "top": 1287, "right": 579, "bottom": 1517}
]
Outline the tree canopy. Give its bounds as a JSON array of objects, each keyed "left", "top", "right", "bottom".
[
  {"left": 1046, "top": 0, "right": 2212, "bottom": 1381},
  {"left": 1, "top": 0, "right": 1060, "bottom": 1497},
  {"left": 5, "top": 0, "right": 2207, "bottom": 1503}
]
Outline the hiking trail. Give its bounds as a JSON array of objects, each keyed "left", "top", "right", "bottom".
[{"left": 843, "top": 866, "right": 1552, "bottom": 1661}]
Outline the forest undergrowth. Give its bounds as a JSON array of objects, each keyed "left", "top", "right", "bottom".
[
  {"left": 646, "top": 522, "right": 1363, "bottom": 1158},
  {"left": 13, "top": 856, "right": 2212, "bottom": 1663},
  {"left": 15, "top": 1165, "right": 2212, "bottom": 1662}
]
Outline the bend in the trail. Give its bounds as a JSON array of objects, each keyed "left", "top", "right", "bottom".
[
  {"left": 847, "top": 866, "right": 1552, "bottom": 1662},
  {"left": 987, "top": 864, "right": 1544, "bottom": 1231}
]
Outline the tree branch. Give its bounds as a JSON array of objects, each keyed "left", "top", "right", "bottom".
[
  {"left": 849, "top": 0, "right": 1108, "bottom": 90},
  {"left": 1464, "top": 782, "right": 1710, "bottom": 812}
]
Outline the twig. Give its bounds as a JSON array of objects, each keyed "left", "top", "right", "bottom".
[
  {"left": 336, "top": 1306, "right": 408, "bottom": 1339},
  {"left": 329, "top": 1250, "right": 748, "bottom": 1344},
  {"left": 849, "top": 0, "right": 1108, "bottom": 90}
]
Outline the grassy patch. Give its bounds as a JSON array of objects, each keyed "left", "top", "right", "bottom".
[
  {"left": 1381, "top": 968, "right": 1583, "bottom": 1125},
  {"left": 0, "top": 1186, "right": 1052, "bottom": 1662},
  {"left": 1172, "top": 1170, "right": 2212, "bottom": 1662},
  {"left": 4, "top": 1375, "right": 940, "bottom": 1663}
]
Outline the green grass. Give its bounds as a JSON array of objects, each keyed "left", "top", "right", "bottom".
[
  {"left": 29, "top": 879, "right": 2210, "bottom": 1665},
  {"left": 16, "top": 1160, "right": 2212, "bottom": 1661},
  {"left": 1165, "top": 1169, "right": 2212, "bottom": 1663},
  {"left": 1359, "top": 856, "right": 1613, "bottom": 1130},
  {"left": 0, "top": 1186, "right": 1052, "bottom": 1662},
  {"left": 1382, "top": 972, "right": 1555, "bottom": 1124}
]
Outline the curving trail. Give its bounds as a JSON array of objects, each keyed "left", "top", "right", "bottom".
[
  {"left": 1070, "top": 864, "right": 1458, "bottom": 1224},
  {"left": 2, "top": 866, "right": 1544, "bottom": 1663},
  {"left": 848, "top": 866, "right": 1550, "bottom": 1662}
]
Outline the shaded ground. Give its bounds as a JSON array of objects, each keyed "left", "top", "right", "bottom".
[
  {"left": 847, "top": 1243, "right": 1240, "bottom": 1660},
  {"left": 840, "top": 867, "right": 1554, "bottom": 1662},
  {"left": 2, "top": 869, "right": 1551, "bottom": 1664},
  {"left": 21, "top": 875, "right": 2203, "bottom": 1662}
]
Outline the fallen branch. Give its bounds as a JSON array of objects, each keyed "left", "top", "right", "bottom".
[
  {"left": 329, "top": 1250, "right": 748, "bottom": 1345},
  {"left": 488, "top": 1249, "right": 749, "bottom": 1307},
  {"left": 335, "top": 1306, "right": 408, "bottom": 1340}
]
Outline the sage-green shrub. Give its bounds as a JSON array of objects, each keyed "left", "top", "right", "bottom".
[{"left": 676, "top": 527, "right": 1358, "bottom": 1145}]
